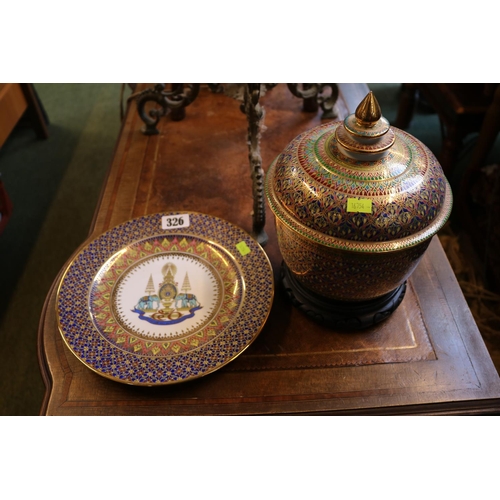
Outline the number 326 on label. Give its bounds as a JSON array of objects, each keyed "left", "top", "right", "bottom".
[{"left": 161, "top": 214, "right": 191, "bottom": 229}]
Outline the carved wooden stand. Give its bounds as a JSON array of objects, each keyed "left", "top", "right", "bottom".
[{"left": 281, "top": 262, "right": 407, "bottom": 330}]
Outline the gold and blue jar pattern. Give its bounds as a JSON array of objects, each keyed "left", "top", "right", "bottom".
[{"left": 266, "top": 92, "right": 453, "bottom": 302}]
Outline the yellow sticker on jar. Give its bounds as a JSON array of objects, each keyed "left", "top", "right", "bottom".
[{"left": 347, "top": 198, "right": 372, "bottom": 213}]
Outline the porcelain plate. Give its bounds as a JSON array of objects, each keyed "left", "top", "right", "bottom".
[{"left": 56, "top": 212, "right": 274, "bottom": 385}]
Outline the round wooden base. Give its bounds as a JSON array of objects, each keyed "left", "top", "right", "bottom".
[{"left": 280, "top": 262, "right": 407, "bottom": 331}]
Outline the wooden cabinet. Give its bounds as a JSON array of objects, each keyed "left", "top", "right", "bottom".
[
  {"left": 0, "top": 83, "right": 48, "bottom": 148},
  {"left": 0, "top": 83, "right": 28, "bottom": 147}
]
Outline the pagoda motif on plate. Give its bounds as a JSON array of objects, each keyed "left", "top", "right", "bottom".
[{"left": 132, "top": 264, "right": 202, "bottom": 326}]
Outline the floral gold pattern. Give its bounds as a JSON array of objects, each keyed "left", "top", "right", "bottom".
[
  {"left": 265, "top": 92, "right": 453, "bottom": 304},
  {"left": 275, "top": 218, "right": 429, "bottom": 301},
  {"left": 268, "top": 123, "right": 452, "bottom": 248}
]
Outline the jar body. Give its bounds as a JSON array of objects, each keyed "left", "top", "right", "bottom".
[{"left": 275, "top": 218, "right": 431, "bottom": 302}]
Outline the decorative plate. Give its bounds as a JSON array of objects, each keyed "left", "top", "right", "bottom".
[{"left": 56, "top": 212, "right": 274, "bottom": 386}]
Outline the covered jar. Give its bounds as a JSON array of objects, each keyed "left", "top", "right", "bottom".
[{"left": 265, "top": 91, "right": 453, "bottom": 329}]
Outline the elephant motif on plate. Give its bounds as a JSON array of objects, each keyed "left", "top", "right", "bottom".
[
  {"left": 135, "top": 295, "right": 161, "bottom": 311},
  {"left": 174, "top": 293, "right": 200, "bottom": 309}
]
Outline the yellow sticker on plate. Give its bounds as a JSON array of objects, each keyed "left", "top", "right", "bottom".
[
  {"left": 347, "top": 198, "right": 373, "bottom": 214},
  {"left": 236, "top": 241, "right": 251, "bottom": 256}
]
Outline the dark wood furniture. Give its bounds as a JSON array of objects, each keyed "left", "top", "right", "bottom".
[
  {"left": 0, "top": 176, "right": 13, "bottom": 235},
  {"left": 0, "top": 84, "right": 48, "bottom": 236},
  {"left": 38, "top": 83, "right": 500, "bottom": 415},
  {"left": 458, "top": 84, "right": 500, "bottom": 292},
  {"left": 395, "top": 83, "right": 500, "bottom": 292},
  {"left": 0, "top": 83, "right": 48, "bottom": 148},
  {"left": 395, "top": 83, "right": 499, "bottom": 176}
]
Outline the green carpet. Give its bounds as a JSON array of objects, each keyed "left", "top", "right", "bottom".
[
  {"left": 0, "top": 84, "right": 123, "bottom": 415},
  {"left": 0, "top": 83, "right": 498, "bottom": 415}
]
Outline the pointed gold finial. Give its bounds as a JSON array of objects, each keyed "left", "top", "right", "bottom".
[
  {"left": 336, "top": 91, "right": 394, "bottom": 161},
  {"left": 355, "top": 91, "right": 382, "bottom": 127}
]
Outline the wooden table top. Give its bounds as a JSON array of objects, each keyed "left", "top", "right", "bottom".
[{"left": 38, "top": 84, "right": 500, "bottom": 415}]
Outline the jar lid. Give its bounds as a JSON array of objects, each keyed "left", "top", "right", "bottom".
[{"left": 265, "top": 92, "right": 453, "bottom": 252}]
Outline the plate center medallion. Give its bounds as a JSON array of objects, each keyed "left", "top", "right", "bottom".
[{"left": 113, "top": 252, "right": 222, "bottom": 339}]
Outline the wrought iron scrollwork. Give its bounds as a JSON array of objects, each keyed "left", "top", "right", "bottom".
[
  {"left": 133, "top": 83, "right": 338, "bottom": 245},
  {"left": 242, "top": 84, "right": 273, "bottom": 246},
  {"left": 136, "top": 84, "right": 200, "bottom": 135},
  {"left": 200, "top": 83, "right": 275, "bottom": 245},
  {"left": 287, "top": 83, "right": 339, "bottom": 118}
]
